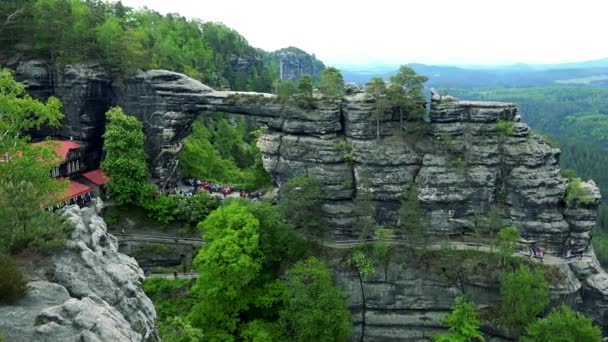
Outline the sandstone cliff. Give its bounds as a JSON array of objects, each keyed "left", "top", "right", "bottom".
[
  {"left": 271, "top": 46, "right": 325, "bottom": 81},
  {"left": 119, "top": 70, "right": 599, "bottom": 252},
  {"left": 0, "top": 200, "right": 158, "bottom": 342},
  {"left": 8, "top": 65, "right": 607, "bottom": 339}
]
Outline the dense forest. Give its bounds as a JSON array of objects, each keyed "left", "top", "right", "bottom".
[{"left": 0, "top": 0, "right": 276, "bottom": 91}]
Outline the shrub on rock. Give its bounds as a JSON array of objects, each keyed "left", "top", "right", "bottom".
[{"left": 0, "top": 254, "right": 27, "bottom": 304}]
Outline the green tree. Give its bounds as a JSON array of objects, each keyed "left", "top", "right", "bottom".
[
  {"left": 522, "top": 305, "right": 602, "bottom": 342},
  {"left": 188, "top": 202, "right": 263, "bottom": 339},
  {"left": 366, "top": 77, "right": 391, "bottom": 140},
  {"left": 499, "top": 265, "right": 549, "bottom": 332},
  {"left": 279, "top": 257, "right": 351, "bottom": 342},
  {"left": 0, "top": 70, "right": 70, "bottom": 254},
  {"left": 354, "top": 171, "right": 376, "bottom": 242},
  {"left": 158, "top": 316, "right": 205, "bottom": 342},
  {"left": 388, "top": 65, "right": 428, "bottom": 129},
  {"left": 0, "top": 254, "right": 28, "bottom": 304},
  {"left": 278, "top": 176, "right": 324, "bottom": 237},
  {"left": 397, "top": 185, "right": 430, "bottom": 247},
  {"left": 297, "top": 74, "right": 313, "bottom": 97},
  {"left": 318, "top": 67, "right": 345, "bottom": 100},
  {"left": 101, "top": 107, "right": 150, "bottom": 206},
  {"left": 497, "top": 226, "right": 521, "bottom": 265},
  {"left": 433, "top": 296, "right": 485, "bottom": 342},
  {"left": 32, "top": 0, "right": 71, "bottom": 61}
]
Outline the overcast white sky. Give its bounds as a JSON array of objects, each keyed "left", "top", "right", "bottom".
[{"left": 117, "top": 0, "right": 608, "bottom": 66}]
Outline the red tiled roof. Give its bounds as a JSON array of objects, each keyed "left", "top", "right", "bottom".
[
  {"left": 33, "top": 140, "right": 81, "bottom": 159},
  {"left": 63, "top": 180, "right": 93, "bottom": 200},
  {"left": 82, "top": 169, "right": 109, "bottom": 186}
]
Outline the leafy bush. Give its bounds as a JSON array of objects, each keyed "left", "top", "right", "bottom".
[
  {"left": 496, "top": 118, "right": 516, "bottom": 135},
  {"left": 158, "top": 316, "right": 205, "bottom": 342},
  {"left": 499, "top": 265, "right": 549, "bottom": 331},
  {"left": 141, "top": 194, "right": 178, "bottom": 224},
  {"left": 174, "top": 193, "right": 221, "bottom": 225},
  {"left": 565, "top": 177, "right": 594, "bottom": 207},
  {"left": 179, "top": 115, "right": 271, "bottom": 190},
  {"left": 560, "top": 168, "right": 578, "bottom": 180},
  {"left": 0, "top": 254, "right": 28, "bottom": 304},
  {"left": 279, "top": 257, "right": 351, "bottom": 342},
  {"left": 433, "top": 296, "right": 485, "bottom": 342},
  {"left": 333, "top": 140, "right": 353, "bottom": 162},
  {"left": 522, "top": 305, "right": 602, "bottom": 342}
]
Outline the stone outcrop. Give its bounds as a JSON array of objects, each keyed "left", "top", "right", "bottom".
[
  {"left": 329, "top": 245, "right": 608, "bottom": 341},
  {"left": 121, "top": 70, "right": 601, "bottom": 253},
  {"left": 271, "top": 47, "right": 325, "bottom": 81},
  {"left": 0, "top": 200, "right": 158, "bottom": 342},
  {"left": 13, "top": 60, "right": 115, "bottom": 167}
]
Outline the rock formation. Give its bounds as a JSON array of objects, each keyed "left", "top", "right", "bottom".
[
  {"left": 271, "top": 47, "right": 325, "bottom": 81},
  {"left": 13, "top": 60, "right": 115, "bottom": 167},
  {"left": 0, "top": 200, "right": 158, "bottom": 342},
  {"left": 121, "top": 70, "right": 600, "bottom": 251}
]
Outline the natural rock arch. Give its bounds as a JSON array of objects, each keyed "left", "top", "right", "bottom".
[{"left": 122, "top": 70, "right": 599, "bottom": 253}]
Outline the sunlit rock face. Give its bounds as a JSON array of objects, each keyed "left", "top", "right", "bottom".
[{"left": 0, "top": 200, "right": 158, "bottom": 342}]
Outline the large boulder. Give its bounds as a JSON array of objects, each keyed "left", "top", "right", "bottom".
[{"left": 0, "top": 200, "right": 158, "bottom": 342}]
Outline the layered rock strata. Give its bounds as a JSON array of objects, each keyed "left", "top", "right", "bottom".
[
  {"left": 331, "top": 245, "right": 608, "bottom": 341},
  {"left": 14, "top": 60, "right": 115, "bottom": 167},
  {"left": 0, "top": 200, "right": 158, "bottom": 342},
  {"left": 122, "top": 70, "right": 600, "bottom": 253}
]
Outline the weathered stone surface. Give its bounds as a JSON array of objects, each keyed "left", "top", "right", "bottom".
[
  {"left": 329, "top": 245, "right": 594, "bottom": 341},
  {"left": 271, "top": 47, "right": 325, "bottom": 81},
  {"left": 14, "top": 61, "right": 115, "bottom": 167},
  {"left": 121, "top": 70, "right": 342, "bottom": 179},
  {"left": 118, "top": 71, "right": 601, "bottom": 253},
  {"left": 0, "top": 200, "right": 158, "bottom": 342},
  {"left": 55, "top": 201, "right": 157, "bottom": 341}
]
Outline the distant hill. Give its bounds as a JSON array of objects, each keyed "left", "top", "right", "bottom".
[{"left": 338, "top": 59, "right": 608, "bottom": 88}]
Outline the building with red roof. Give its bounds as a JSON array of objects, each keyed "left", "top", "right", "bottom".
[
  {"left": 32, "top": 140, "right": 85, "bottom": 178},
  {"left": 82, "top": 169, "right": 109, "bottom": 186}
]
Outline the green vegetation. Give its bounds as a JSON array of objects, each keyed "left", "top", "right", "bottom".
[
  {"left": 279, "top": 257, "right": 352, "bottom": 342},
  {"left": 433, "top": 296, "right": 485, "bottom": 342},
  {"left": 366, "top": 77, "right": 390, "bottom": 140},
  {"left": 562, "top": 114, "right": 608, "bottom": 145},
  {"left": 593, "top": 228, "right": 608, "bottom": 266},
  {"left": 354, "top": 171, "right": 376, "bottom": 242},
  {"left": 333, "top": 140, "right": 354, "bottom": 162},
  {"left": 0, "top": 254, "right": 28, "bottom": 304},
  {"left": 179, "top": 115, "right": 271, "bottom": 190},
  {"left": 497, "top": 226, "right": 521, "bottom": 265},
  {"left": 0, "top": 0, "right": 274, "bottom": 90},
  {"left": 388, "top": 65, "right": 429, "bottom": 128},
  {"left": 297, "top": 74, "right": 313, "bottom": 97},
  {"left": 278, "top": 177, "right": 324, "bottom": 237},
  {"left": 522, "top": 305, "right": 602, "bottom": 342},
  {"left": 564, "top": 177, "right": 594, "bottom": 207},
  {"left": 318, "top": 67, "right": 345, "bottom": 100},
  {"left": 101, "top": 107, "right": 150, "bottom": 206},
  {"left": 0, "top": 70, "right": 72, "bottom": 254},
  {"left": 138, "top": 199, "right": 350, "bottom": 341},
  {"left": 496, "top": 118, "right": 515, "bottom": 135},
  {"left": 397, "top": 185, "right": 430, "bottom": 246},
  {"left": 499, "top": 265, "right": 549, "bottom": 331}
]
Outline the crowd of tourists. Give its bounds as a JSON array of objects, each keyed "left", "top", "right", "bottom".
[{"left": 158, "top": 178, "right": 265, "bottom": 200}]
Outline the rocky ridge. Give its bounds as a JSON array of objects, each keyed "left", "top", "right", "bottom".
[
  {"left": 0, "top": 200, "right": 158, "bottom": 342},
  {"left": 119, "top": 70, "right": 600, "bottom": 250}
]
